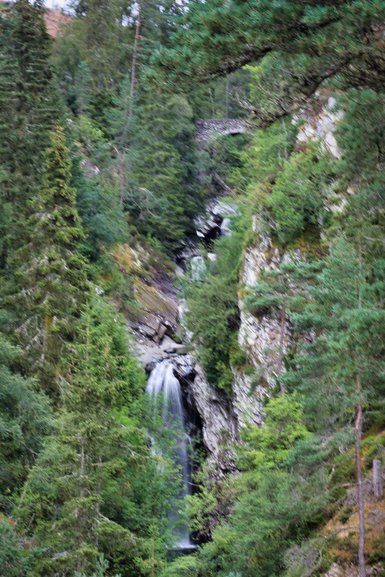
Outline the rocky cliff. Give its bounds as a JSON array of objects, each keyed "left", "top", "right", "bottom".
[
  {"left": 232, "top": 94, "right": 344, "bottom": 431},
  {"left": 233, "top": 220, "right": 292, "bottom": 428}
]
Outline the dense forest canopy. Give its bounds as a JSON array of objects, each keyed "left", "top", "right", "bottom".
[
  {"left": 158, "top": 1, "right": 385, "bottom": 125},
  {"left": 1, "top": 1, "right": 385, "bottom": 577}
]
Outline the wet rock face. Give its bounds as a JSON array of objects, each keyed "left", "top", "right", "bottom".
[
  {"left": 232, "top": 368, "right": 266, "bottom": 428},
  {"left": 193, "top": 200, "right": 238, "bottom": 245},
  {"left": 129, "top": 197, "right": 241, "bottom": 473},
  {"left": 133, "top": 326, "right": 239, "bottom": 473},
  {"left": 173, "top": 356, "right": 238, "bottom": 475}
]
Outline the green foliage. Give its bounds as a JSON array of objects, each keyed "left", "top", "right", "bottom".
[
  {"left": 185, "top": 465, "right": 218, "bottom": 540},
  {"left": 9, "top": 126, "right": 89, "bottom": 397},
  {"left": 0, "top": 520, "right": 28, "bottom": 577},
  {"left": 157, "top": 1, "right": 385, "bottom": 126},
  {"left": 193, "top": 206, "right": 385, "bottom": 577},
  {"left": 244, "top": 259, "right": 315, "bottom": 316},
  {"left": 336, "top": 89, "right": 385, "bottom": 255},
  {"left": 241, "top": 118, "right": 296, "bottom": 192},
  {"left": 187, "top": 274, "right": 238, "bottom": 392},
  {"left": 194, "top": 396, "right": 329, "bottom": 577},
  {"left": 126, "top": 93, "right": 206, "bottom": 249},
  {"left": 53, "top": 1, "right": 135, "bottom": 117},
  {"left": 4, "top": 2, "right": 385, "bottom": 577},
  {"left": 211, "top": 132, "right": 252, "bottom": 190},
  {"left": 159, "top": 555, "right": 199, "bottom": 577},
  {"left": 283, "top": 239, "right": 385, "bottom": 431},
  {"left": 17, "top": 298, "right": 172, "bottom": 577},
  {"left": 266, "top": 148, "right": 332, "bottom": 244},
  {"left": 0, "top": 335, "right": 52, "bottom": 512},
  {"left": 238, "top": 395, "right": 310, "bottom": 472},
  {"left": 68, "top": 114, "right": 130, "bottom": 267},
  {"left": 0, "top": 0, "right": 60, "bottom": 266},
  {"left": 226, "top": 471, "right": 320, "bottom": 577},
  {"left": 187, "top": 213, "right": 248, "bottom": 391},
  {"left": 337, "top": 89, "right": 385, "bottom": 183},
  {"left": 74, "top": 555, "right": 121, "bottom": 577}
]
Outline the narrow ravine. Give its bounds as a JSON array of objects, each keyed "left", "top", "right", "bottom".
[{"left": 136, "top": 194, "right": 239, "bottom": 549}]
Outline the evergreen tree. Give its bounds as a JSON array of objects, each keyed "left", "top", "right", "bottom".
[
  {"left": 0, "top": 519, "right": 28, "bottom": 577},
  {"left": 11, "top": 0, "right": 57, "bottom": 211},
  {"left": 0, "top": 10, "right": 17, "bottom": 194},
  {"left": 0, "top": 16, "right": 16, "bottom": 266},
  {"left": 70, "top": 0, "right": 135, "bottom": 89},
  {"left": 10, "top": 126, "right": 89, "bottom": 397},
  {"left": 71, "top": 114, "right": 129, "bottom": 261},
  {"left": 282, "top": 239, "right": 385, "bottom": 576},
  {"left": 55, "top": 0, "right": 137, "bottom": 125},
  {"left": 0, "top": 0, "right": 57, "bottom": 264},
  {"left": 336, "top": 89, "right": 385, "bottom": 259},
  {"left": 196, "top": 396, "right": 327, "bottom": 577},
  {"left": 126, "top": 93, "right": 205, "bottom": 248},
  {"left": 266, "top": 148, "right": 332, "bottom": 245},
  {"left": 0, "top": 334, "right": 52, "bottom": 513},
  {"left": 17, "top": 298, "right": 171, "bottom": 577},
  {"left": 158, "top": 1, "right": 385, "bottom": 127}
]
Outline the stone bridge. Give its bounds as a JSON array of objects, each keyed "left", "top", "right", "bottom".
[{"left": 196, "top": 119, "right": 249, "bottom": 144}]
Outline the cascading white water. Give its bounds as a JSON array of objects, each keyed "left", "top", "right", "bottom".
[
  {"left": 146, "top": 361, "right": 195, "bottom": 550},
  {"left": 190, "top": 255, "right": 206, "bottom": 282}
]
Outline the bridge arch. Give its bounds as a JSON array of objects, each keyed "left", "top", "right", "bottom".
[{"left": 196, "top": 119, "right": 249, "bottom": 145}]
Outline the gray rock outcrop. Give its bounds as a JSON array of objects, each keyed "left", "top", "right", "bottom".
[
  {"left": 233, "top": 223, "right": 292, "bottom": 428},
  {"left": 173, "top": 355, "right": 238, "bottom": 474}
]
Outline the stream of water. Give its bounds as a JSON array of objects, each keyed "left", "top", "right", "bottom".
[
  {"left": 146, "top": 360, "right": 195, "bottom": 550},
  {"left": 145, "top": 199, "right": 237, "bottom": 550}
]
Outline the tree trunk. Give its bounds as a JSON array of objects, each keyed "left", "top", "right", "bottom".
[
  {"left": 355, "top": 373, "right": 366, "bottom": 577},
  {"left": 119, "top": 2, "right": 141, "bottom": 147},
  {"left": 277, "top": 309, "right": 286, "bottom": 393},
  {"left": 128, "top": 1, "right": 141, "bottom": 125},
  {"left": 77, "top": 435, "right": 86, "bottom": 573},
  {"left": 79, "top": 435, "right": 86, "bottom": 500},
  {"left": 373, "top": 459, "right": 383, "bottom": 500}
]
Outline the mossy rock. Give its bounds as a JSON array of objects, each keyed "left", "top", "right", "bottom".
[{"left": 133, "top": 278, "right": 177, "bottom": 321}]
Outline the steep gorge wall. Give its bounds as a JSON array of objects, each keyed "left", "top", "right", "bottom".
[
  {"left": 229, "top": 98, "right": 385, "bottom": 577},
  {"left": 123, "top": 201, "right": 239, "bottom": 475}
]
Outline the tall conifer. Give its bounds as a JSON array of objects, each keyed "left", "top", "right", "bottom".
[
  {"left": 12, "top": 126, "right": 89, "bottom": 398},
  {"left": 17, "top": 299, "right": 171, "bottom": 577},
  {"left": 12, "top": 0, "right": 56, "bottom": 210}
]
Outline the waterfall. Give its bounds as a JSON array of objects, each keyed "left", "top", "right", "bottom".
[{"left": 146, "top": 361, "right": 195, "bottom": 550}]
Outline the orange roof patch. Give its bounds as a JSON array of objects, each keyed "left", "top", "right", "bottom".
[{"left": 44, "top": 8, "right": 71, "bottom": 38}]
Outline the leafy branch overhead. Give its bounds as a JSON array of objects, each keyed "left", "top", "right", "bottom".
[{"left": 157, "top": 1, "right": 385, "bottom": 125}]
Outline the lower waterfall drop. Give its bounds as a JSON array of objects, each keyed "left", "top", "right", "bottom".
[{"left": 146, "top": 360, "right": 195, "bottom": 551}]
